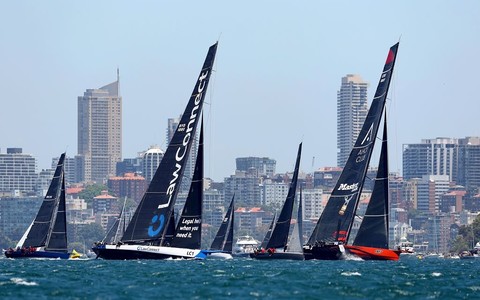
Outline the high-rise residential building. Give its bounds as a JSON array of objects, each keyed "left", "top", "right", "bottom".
[
  {"left": 77, "top": 73, "right": 122, "bottom": 183},
  {"left": 416, "top": 175, "right": 450, "bottom": 213},
  {"left": 403, "top": 137, "right": 458, "bottom": 181},
  {"left": 0, "top": 148, "right": 37, "bottom": 194},
  {"left": 457, "top": 137, "right": 480, "bottom": 193},
  {"left": 142, "top": 145, "right": 164, "bottom": 183},
  {"left": 51, "top": 155, "right": 80, "bottom": 185},
  {"left": 337, "top": 74, "right": 368, "bottom": 167},
  {"left": 224, "top": 170, "right": 262, "bottom": 206},
  {"left": 0, "top": 196, "right": 43, "bottom": 241},
  {"left": 235, "top": 157, "right": 276, "bottom": 177}
]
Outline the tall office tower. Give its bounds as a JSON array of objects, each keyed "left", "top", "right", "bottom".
[
  {"left": 0, "top": 148, "right": 37, "bottom": 194},
  {"left": 78, "top": 73, "right": 122, "bottom": 183},
  {"left": 236, "top": 157, "right": 276, "bottom": 177},
  {"left": 142, "top": 145, "right": 164, "bottom": 183},
  {"left": 457, "top": 137, "right": 480, "bottom": 193},
  {"left": 337, "top": 74, "right": 368, "bottom": 167},
  {"left": 403, "top": 137, "right": 458, "bottom": 181}
]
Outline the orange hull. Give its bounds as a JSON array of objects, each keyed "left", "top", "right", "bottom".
[{"left": 344, "top": 245, "right": 400, "bottom": 261}]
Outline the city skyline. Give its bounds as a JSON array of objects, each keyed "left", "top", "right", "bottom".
[{"left": 1, "top": 1, "right": 479, "bottom": 181}]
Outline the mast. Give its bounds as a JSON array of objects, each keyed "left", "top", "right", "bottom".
[
  {"left": 308, "top": 43, "right": 399, "bottom": 246},
  {"left": 121, "top": 42, "right": 218, "bottom": 243},
  {"left": 266, "top": 143, "right": 302, "bottom": 249}
]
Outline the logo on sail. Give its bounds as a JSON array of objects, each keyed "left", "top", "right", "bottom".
[{"left": 338, "top": 183, "right": 359, "bottom": 192}]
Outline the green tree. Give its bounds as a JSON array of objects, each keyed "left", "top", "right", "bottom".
[{"left": 78, "top": 184, "right": 107, "bottom": 204}]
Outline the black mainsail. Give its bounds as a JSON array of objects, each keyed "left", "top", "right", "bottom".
[
  {"left": 22, "top": 153, "right": 66, "bottom": 250},
  {"left": 210, "top": 195, "right": 235, "bottom": 252},
  {"left": 307, "top": 43, "right": 399, "bottom": 247},
  {"left": 352, "top": 114, "right": 389, "bottom": 249},
  {"left": 121, "top": 43, "right": 217, "bottom": 244},
  {"left": 265, "top": 143, "right": 302, "bottom": 249},
  {"left": 170, "top": 120, "right": 204, "bottom": 250}
]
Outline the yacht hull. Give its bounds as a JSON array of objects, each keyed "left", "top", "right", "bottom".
[
  {"left": 92, "top": 244, "right": 206, "bottom": 260},
  {"left": 4, "top": 249, "right": 70, "bottom": 259},
  {"left": 344, "top": 245, "right": 400, "bottom": 261},
  {"left": 250, "top": 251, "right": 304, "bottom": 260},
  {"left": 303, "top": 244, "right": 344, "bottom": 260}
]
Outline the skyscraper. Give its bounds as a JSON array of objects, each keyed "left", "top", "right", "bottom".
[
  {"left": 337, "top": 74, "right": 368, "bottom": 167},
  {"left": 77, "top": 72, "right": 122, "bottom": 183}
]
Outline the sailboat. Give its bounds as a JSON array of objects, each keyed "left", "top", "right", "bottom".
[
  {"left": 304, "top": 42, "right": 399, "bottom": 260},
  {"left": 344, "top": 114, "right": 401, "bottom": 260},
  {"left": 92, "top": 42, "right": 218, "bottom": 260},
  {"left": 100, "top": 197, "right": 128, "bottom": 245},
  {"left": 5, "top": 153, "right": 72, "bottom": 259},
  {"left": 251, "top": 143, "right": 304, "bottom": 260},
  {"left": 204, "top": 195, "right": 235, "bottom": 259}
]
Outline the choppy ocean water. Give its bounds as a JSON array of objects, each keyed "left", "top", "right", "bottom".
[{"left": 1, "top": 255, "right": 479, "bottom": 299}]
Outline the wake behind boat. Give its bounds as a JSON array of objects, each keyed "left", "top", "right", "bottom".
[
  {"left": 5, "top": 153, "right": 74, "bottom": 259},
  {"left": 93, "top": 42, "right": 218, "bottom": 260}
]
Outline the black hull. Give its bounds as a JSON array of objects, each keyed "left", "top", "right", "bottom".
[
  {"left": 303, "top": 245, "right": 343, "bottom": 260},
  {"left": 4, "top": 249, "right": 70, "bottom": 259},
  {"left": 250, "top": 252, "right": 304, "bottom": 260},
  {"left": 93, "top": 247, "right": 171, "bottom": 260}
]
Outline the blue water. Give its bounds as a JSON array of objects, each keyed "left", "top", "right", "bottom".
[{"left": 1, "top": 256, "right": 478, "bottom": 299}]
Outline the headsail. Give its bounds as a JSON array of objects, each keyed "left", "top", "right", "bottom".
[
  {"left": 308, "top": 43, "right": 399, "bottom": 245},
  {"left": 266, "top": 143, "right": 302, "bottom": 249},
  {"left": 45, "top": 172, "right": 68, "bottom": 252},
  {"left": 210, "top": 195, "right": 235, "bottom": 252},
  {"left": 22, "top": 153, "right": 66, "bottom": 248},
  {"left": 261, "top": 212, "right": 276, "bottom": 249},
  {"left": 286, "top": 187, "right": 303, "bottom": 253},
  {"left": 122, "top": 43, "right": 218, "bottom": 243},
  {"left": 353, "top": 113, "right": 389, "bottom": 248},
  {"left": 170, "top": 119, "right": 204, "bottom": 249}
]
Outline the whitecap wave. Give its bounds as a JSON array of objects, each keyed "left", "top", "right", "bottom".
[
  {"left": 11, "top": 278, "right": 38, "bottom": 286},
  {"left": 341, "top": 271, "right": 361, "bottom": 276},
  {"left": 431, "top": 272, "right": 442, "bottom": 277}
]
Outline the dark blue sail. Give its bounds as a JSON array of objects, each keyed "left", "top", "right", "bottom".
[
  {"left": 353, "top": 114, "right": 389, "bottom": 248},
  {"left": 22, "top": 153, "right": 66, "bottom": 248},
  {"left": 122, "top": 43, "right": 217, "bottom": 243},
  {"left": 170, "top": 119, "right": 204, "bottom": 249},
  {"left": 210, "top": 195, "right": 235, "bottom": 252},
  {"left": 266, "top": 143, "right": 302, "bottom": 249},
  {"left": 308, "top": 43, "right": 399, "bottom": 245}
]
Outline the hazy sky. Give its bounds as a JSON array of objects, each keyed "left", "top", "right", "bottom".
[{"left": 1, "top": 1, "right": 479, "bottom": 181}]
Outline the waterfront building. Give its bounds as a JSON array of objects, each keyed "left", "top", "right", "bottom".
[
  {"left": 224, "top": 170, "right": 262, "bottom": 206},
  {"left": 457, "top": 137, "right": 480, "bottom": 192},
  {"left": 337, "top": 74, "right": 368, "bottom": 167},
  {"left": 0, "top": 148, "right": 37, "bottom": 194},
  {"left": 416, "top": 175, "right": 450, "bottom": 213},
  {"left": 107, "top": 172, "right": 147, "bottom": 204},
  {"left": 403, "top": 137, "right": 458, "bottom": 181},
  {"left": 77, "top": 73, "right": 122, "bottom": 183},
  {"left": 0, "top": 196, "right": 43, "bottom": 241},
  {"left": 92, "top": 190, "right": 118, "bottom": 214}
]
